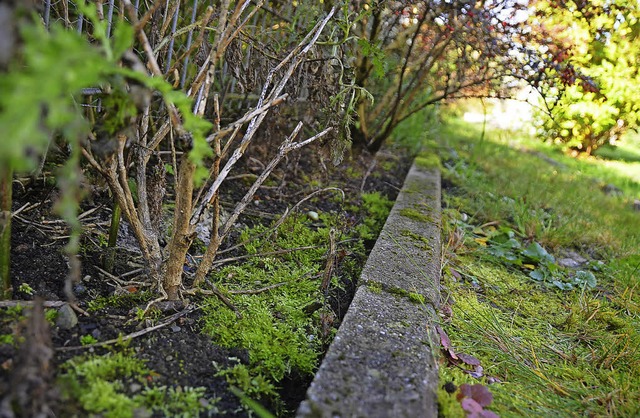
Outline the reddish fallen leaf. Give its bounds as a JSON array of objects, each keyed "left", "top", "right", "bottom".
[
  {"left": 478, "top": 410, "right": 500, "bottom": 418},
  {"left": 486, "top": 376, "right": 502, "bottom": 384},
  {"left": 458, "top": 383, "right": 493, "bottom": 407},
  {"left": 450, "top": 267, "right": 462, "bottom": 280},
  {"left": 468, "top": 365, "right": 484, "bottom": 379},
  {"left": 439, "top": 304, "right": 453, "bottom": 322},
  {"left": 436, "top": 325, "right": 451, "bottom": 349},
  {"left": 458, "top": 383, "right": 500, "bottom": 417},
  {"left": 461, "top": 397, "right": 483, "bottom": 413},
  {"left": 470, "top": 383, "right": 493, "bottom": 406},
  {"left": 435, "top": 325, "right": 459, "bottom": 360},
  {"left": 458, "top": 383, "right": 472, "bottom": 400},
  {"left": 457, "top": 352, "right": 481, "bottom": 366}
]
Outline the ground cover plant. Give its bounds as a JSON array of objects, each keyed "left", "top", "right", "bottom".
[{"left": 435, "top": 119, "right": 640, "bottom": 417}]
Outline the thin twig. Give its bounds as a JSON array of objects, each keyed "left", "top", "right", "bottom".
[
  {"left": 229, "top": 281, "right": 288, "bottom": 295},
  {"left": 190, "top": 7, "right": 337, "bottom": 226},
  {"left": 56, "top": 304, "right": 199, "bottom": 352},
  {"left": 360, "top": 158, "right": 377, "bottom": 192},
  {"left": 209, "top": 244, "right": 324, "bottom": 266},
  {"left": 321, "top": 228, "right": 337, "bottom": 295},
  {"left": 184, "top": 278, "right": 241, "bottom": 317}
]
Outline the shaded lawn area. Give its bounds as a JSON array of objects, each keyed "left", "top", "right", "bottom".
[{"left": 434, "top": 120, "right": 640, "bottom": 417}]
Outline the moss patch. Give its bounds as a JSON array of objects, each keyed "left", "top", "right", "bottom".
[
  {"left": 401, "top": 229, "right": 431, "bottom": 250},
  {"left": 415, "top": 152, "right": 442, "bottom": 170},
  {"left": 58, "top": 351, "right": 216, "bottom": 417},
  {"left": 399, "top": 207, "right": 434, "bottom": 224}
]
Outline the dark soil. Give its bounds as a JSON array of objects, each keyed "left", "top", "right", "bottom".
[{"left": 0, "top": 142, "right": 413, "bottom": 417}]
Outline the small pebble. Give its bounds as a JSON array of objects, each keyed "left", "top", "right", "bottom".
[
  {"left": 307, "top": 211, "right": 319, "bottom": 221},
  {"left": 170, "top": 325, "right": 181, "bottom": 333},
  {"left": 56, "top": 304, "right": 78, "bottom": 329},
  {"left": 73, "top": 283, "right": 87, "bottom": 296}
]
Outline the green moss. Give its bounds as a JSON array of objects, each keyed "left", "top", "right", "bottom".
[
  {"left": 58, "top": 351, "right": 216, "bottom": 417},
  {"left": 414, "top": 152, "right": 441, "bottom": 170},
  {"left": 408, "top": 292, "right": 426, "bottom": 304},
  {"left": 200, "top": 213, "right": 371, "bottom": 409},
  {"left": 87, "top": 291, "right": 153, "bottom": 312},
  {"left": 354, "top": 192, "right": 394, "bottom": 240},
  {"left": 366, "top": 280, "right": 428, "bottom": 305},
  {"left": 399, "top": 207, "right": 434, "bottom": 224},
  {"left": 0, "top": 334, "right": 14, "bottom": 345},
  {"left": 401, "top": 229, "right": 431, "bottom": 250},
  {"left": 367, "top": 281, "right": 383, "bottom": 294}
]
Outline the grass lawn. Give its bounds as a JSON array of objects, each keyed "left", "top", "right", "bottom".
[{"left": 433, "top": 119, "right": 640, "bottom": 417}]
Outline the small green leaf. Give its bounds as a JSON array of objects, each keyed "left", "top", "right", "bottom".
[
  {"left": 522, "top": 242, "right": 555, "bottom": 264},
  {"left": 553, "top": 280, "right": 572, "bottom": 290},
  {"left": 575, "top": 270, "right": 597, "bottom": 288}
]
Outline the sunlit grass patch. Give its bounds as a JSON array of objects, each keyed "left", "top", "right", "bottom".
[
  {"left": 438, "top": 120, "right": 640, "bottom": 254},
  {"left": 436, "top": 120, "right": 640, "bottom": 417}
]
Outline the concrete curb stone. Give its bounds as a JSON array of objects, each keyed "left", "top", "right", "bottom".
[{"left": 298, "top": 163, "right": 442, "bottom": 418}]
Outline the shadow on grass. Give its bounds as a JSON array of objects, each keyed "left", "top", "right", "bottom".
[{"left": 594, "top": 144, "right": 640, "bottom": 164}]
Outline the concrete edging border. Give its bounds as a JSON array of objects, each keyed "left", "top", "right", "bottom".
[{"left": 298, "top": 161, "right": 442, "bottom": 418}]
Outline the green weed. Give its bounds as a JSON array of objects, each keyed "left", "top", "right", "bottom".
[
  {"left": 79, "top": 334, "right": 98, "bottom": 345},
  {"left": 44, "top": 308, "right": 58, "bottom": 325}
]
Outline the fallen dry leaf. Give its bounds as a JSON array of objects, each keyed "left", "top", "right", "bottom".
[
  {"left": 436, "top": 325, "right": 459, "bottom": 360},
  {"left": 457, "top": 352, "right": 481, "bottom": 366}
]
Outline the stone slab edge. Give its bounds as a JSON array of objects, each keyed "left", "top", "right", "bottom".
[{"left": 297, "top": 162, "right": 442, "bottom": 418}]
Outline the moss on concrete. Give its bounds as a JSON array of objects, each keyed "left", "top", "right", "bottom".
[
  {"left": 415, "top": 153, "right": 441, "bottom": 171},
  {"left": 399, "top": 207, "right": 434, "bottom": 224}
]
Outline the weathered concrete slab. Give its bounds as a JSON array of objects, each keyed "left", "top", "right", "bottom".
[
  {"left": 297, "top": 163, "right": 441, "bottom": 418},
  {"left": 360, "top": 165, "right": 441, "bottom": 306}
]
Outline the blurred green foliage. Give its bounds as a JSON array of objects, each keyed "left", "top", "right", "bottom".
[{"left": 532, "top": 0, "right": 640, "bottom": 153}]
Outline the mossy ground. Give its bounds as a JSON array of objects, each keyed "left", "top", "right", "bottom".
[
  {"left": 435, "top": 119, "right": 640, "bottom": 417},
  {"left": 51, "top": 196, "right": 394, "bottom": 417}
]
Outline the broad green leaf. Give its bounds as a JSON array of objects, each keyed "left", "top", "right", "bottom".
[
  {"left": 529, "top": 270, "right": 545, "bottom": 281},
  {"left": 575, "top": 270, "right": 597, "bottom": 288},
  {"left": 522, "top": 242, "right": 555, "bottom": 264}
]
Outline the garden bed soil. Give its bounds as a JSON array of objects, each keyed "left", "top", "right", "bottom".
[{"left": 0, "top": 142, "right": 414, "bottom": 417}]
